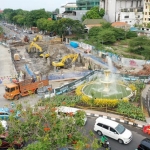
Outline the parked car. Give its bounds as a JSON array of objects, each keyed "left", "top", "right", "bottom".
[
  {"left": 135, "top": 138, "right": 150, "bottom": 150},
  {"left": 94, "top": 117, "right": 132, "bottom": 144},
  {"left": 0, "top": 107, "right": 20, "bottom": 120},
  {"left": 0, "top": 131, "right": 24, "bottom": 149}
]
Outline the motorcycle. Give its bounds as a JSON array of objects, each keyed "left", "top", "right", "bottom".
[{"left": 98, "top": 135, "right": 111, "bottom": 150}]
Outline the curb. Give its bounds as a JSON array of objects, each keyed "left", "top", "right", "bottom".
[{"left": 86, "top": 112, "right": 144, "bottom": 129}]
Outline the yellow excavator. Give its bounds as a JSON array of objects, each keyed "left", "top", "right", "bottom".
[
  {"left": 26, "top": 42, "right": 50, "bottom": 58},
  {"left": 33, "top": 35, "right": 43, "bottom": 42},
  {"left": 52, "top": 54, "right": 78, "bottom": 68}
]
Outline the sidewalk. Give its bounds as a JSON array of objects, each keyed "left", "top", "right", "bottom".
[
  {"left": 83, "top": 109, "right": 147, "bottom": 128},
  {"left": 142, "top": 84, "right": 150, "bottom": 124}
]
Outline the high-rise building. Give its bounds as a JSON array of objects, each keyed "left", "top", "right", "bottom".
[
  {"left": 100, "top": 0, "right": 143, "bottom": 26},
  {"left": 143, "top": 0, "right": 150, "bottom": 25}
]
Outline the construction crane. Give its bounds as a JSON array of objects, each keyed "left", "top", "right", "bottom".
[
  {"left": 26, "top": 42, "right": 50, "bottom": 58},
  {"left": 52, "top": 54, "right": 78, "bottom": 69},
  {"left": 33, "top": 35, "right": 43, "bottom": 42}
]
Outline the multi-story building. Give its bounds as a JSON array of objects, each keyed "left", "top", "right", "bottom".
[
  {"left": 59, "top": 0, "right": 100, "bottom": 21},
  {"left": 76, "top": 0, "right": 100, "bottom": 10},
  {"left": 100, "top": 0, "right": 143, "bottom": 26},
  {"left": 143, "top": 0, "right": 150, "bottom": 25}
]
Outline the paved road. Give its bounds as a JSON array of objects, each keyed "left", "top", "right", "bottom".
[
  {"left": 87, "top": 117, "right": 149, "bottom": 150},
  {"left": 0, "top": 44, "right": 41, "bottom": 108}
]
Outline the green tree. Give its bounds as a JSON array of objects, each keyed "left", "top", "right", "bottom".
[
  {"left": 112, "top": 28, "right": 126, "bottom": 40},
  {"left": 13, "top": 15, "right": 25, "bottom": 26},
  {"left": 129, "top": 36, "right": 150, "bottom": 55},
  {"left": 146, "top": 23, "right": 150, "bottom": 28},
  {"left": 46, "top": 11, "right": 53, "bottom": 18},
  {"left": 126, "top": 31, "right": 137, "bottom": 39},
  {"left": 54, "top": 8, "right": 59, "bottom": 14},
  {"left": 88, "top": 27, "right": 102, "bottom": 37},
  {"left": 25, "top": 9, "right": 49, "bottom": 27},
  {"left": 101, "top": 22, "right": 112, "bottom": 29},
  {"left": 53, "top": 18, "right": 84, "bottom": 37},
  {"left": 3, "top": 99, "right": 100, "bottom": 150},
  {"left": 0, "top": 26, "right": 3, "bottom": 35},
  {"left": 97, "top": 29, "right": 116, "bottom": 44},
  {"left": 3, "top": 9, "right": 14, "bottom": 22},
  {"left": 99, "top": 8, "right": 105, "bottom": 18},
  {"left": 82, "top": 7, "right": 105, "bottom": 21}
]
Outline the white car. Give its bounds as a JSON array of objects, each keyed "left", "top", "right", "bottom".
[
  {"left": 94, "top": 117, "right": 132, "bottom": 144},
  {"left": 55, "top": 106, "right": 87, "bottom": 125}
]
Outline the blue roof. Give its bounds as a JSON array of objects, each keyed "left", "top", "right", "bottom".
[{"left": 130, "top": 27, "right": 138, "bottom": 31}]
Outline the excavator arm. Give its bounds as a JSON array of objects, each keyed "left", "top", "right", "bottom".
[
  {"left": 52, "top": 54, "right": 78, "bottom": 68},
  {"left": 33, "top": 35, "right": 43, "bottom": 42},
  {"left": 28, "top": 42, "right": 42, "bottom": 53}
]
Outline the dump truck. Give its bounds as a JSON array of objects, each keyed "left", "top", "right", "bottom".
[{"left": 3, "top": 79, "right": 49, "bottom": 100}]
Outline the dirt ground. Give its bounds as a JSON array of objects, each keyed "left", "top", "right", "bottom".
[{"left": 10, "top": 42, "right": 87, "bottom": 88}]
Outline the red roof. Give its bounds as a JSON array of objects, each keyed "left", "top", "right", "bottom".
[
  {"left": 0, "top": 10, "right": 3, "bottom": 13},
  {"left": 111, "top": 22, "right": 129, "bottom": 27}
]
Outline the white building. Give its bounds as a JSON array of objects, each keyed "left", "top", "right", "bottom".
[
  {"left": 143, "top": 0, "right": 150, "bottom": 25},
  {"left": 100, "top": 0, "right": 143, "bottom": 26}
]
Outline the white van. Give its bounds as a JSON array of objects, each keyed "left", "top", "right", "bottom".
[
  {"left": 56, "top": 106, "right": 87, "bottom": 125},
  {"left": 94, "top": 117, "right": 132, "bottom": 144}
]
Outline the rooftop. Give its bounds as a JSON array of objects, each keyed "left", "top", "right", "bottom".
[
  {"left": 111, "top": 22, "right": 129, "bottom": 27},
  {"left": 61, "top": 2, "right": 77, "bottom": 8},
  {"left": 82, "top": 19, "right": 107, "bottom": 25}
]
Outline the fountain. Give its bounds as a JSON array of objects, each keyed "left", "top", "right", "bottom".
[
  {"left": 81, "top": 56, "right": 133, "bottom": 99},
  {"left": 100, "top": 69, "right": 113, "bottom": 92}
]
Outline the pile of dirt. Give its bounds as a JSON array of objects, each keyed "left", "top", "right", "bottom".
[{"left": 134, "top": 64, "right": 150, "bottom": 76}]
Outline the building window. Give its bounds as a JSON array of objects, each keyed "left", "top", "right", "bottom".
[
  {"left": 149, "top": 12, "right": 150, "bottom": 15},
  {"left": 146, "top": 6, "right": 147, "bottom": 9},
  {"left": 145, "top": 12, "right": 147, "bottom": 15},
  {"left": 124, "top": 16, "right": 129, "bottom": 18},
  {"left": 138, "top": 15, "right": 140, "bottom": 18},
  {"left": 146, "top": 0, "right": 148, "bottom": 2},
  {"left": 145, "top": 18, "right": 147, "bottom": 21}
]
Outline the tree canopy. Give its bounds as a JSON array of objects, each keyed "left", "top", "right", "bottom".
[
  {"left": 25, "top": 9, "right": 49, "bottom": 27},
  {"left": 53, "top": 18, "right": 84, "bottom": 37},
  {"left": 88, "top": 22, "right": 137, "bottom": 46},
  {"left": 1, "top": 8, "right": 52, "bottom": 27},
  {"left": 82, "top": 7, "right": 105, "bottom": 21},
  {"left": 129, "top": 36, "right": 150, "bottom": 59},
  {"left": 0, "top": 95, "right": 101, "bottom": 150}
]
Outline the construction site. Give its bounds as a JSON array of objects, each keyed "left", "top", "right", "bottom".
[
  {"left": 8, "top": 34, "right": 95, "bottom": 89},
  {"left": 4, "top": 31, "right": 150, "bottom": 92}
]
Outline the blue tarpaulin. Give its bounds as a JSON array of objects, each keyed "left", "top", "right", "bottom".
[{"left": 24, "top": 64, "right": 36, "bottom": 78}]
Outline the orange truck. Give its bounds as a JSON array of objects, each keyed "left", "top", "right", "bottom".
[{"left": 3, "top": 79, "right": 49, "bottom": 100}]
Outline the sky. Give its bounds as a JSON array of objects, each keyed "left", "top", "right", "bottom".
[{"left": 0, "top": 0, "right": 76, "bottom": 11}]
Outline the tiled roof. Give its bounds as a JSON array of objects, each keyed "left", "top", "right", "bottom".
[
  {"left": 111, "top": 22, "right": 129, "bottom": 27},
  {"left": 82, "top": 19, "right": 107, "bottom": 25},
  {"left": 85, "top": 24, "right": 102, "bottom": 28}
]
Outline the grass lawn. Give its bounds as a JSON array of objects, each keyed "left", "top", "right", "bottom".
[{"left": 82, "top": 83, "right": 132, "bottom": 99}]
